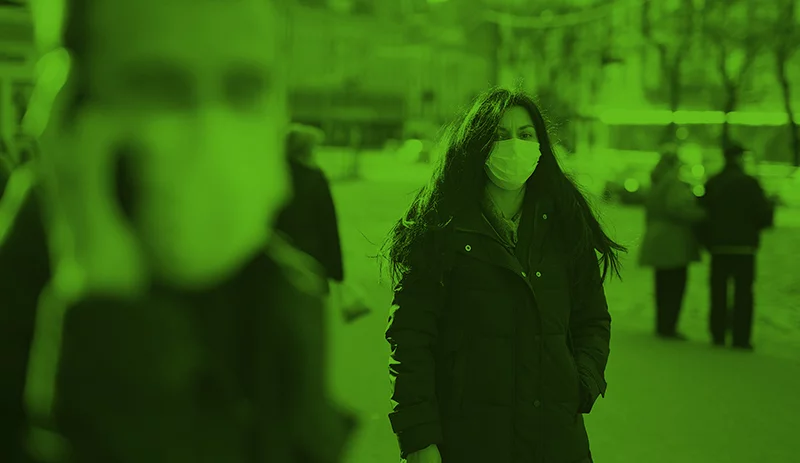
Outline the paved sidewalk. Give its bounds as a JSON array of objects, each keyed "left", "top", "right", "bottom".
[{"left": 327, "top": 320, "right": 800, "bottom": 463}]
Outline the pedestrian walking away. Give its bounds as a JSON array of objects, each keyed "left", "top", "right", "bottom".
[
  {"left": 381, "top": 87, "right": 627, "bottom": 463},
  {"left": 697, "top": 142, "right": 776, "bottom": 351},
  {"left": 638, "top": 149, "right": 706, "bottom": 341},
  {"left": 275, "top": 123, "right": 372, "bottom": 324}
]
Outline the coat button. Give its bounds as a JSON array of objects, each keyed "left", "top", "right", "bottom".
[
  {"left": 534, "top": 400, "right": 541, "bottom": 407},
  {"left": 465, "top": 245, "right": 472, "bottom": 252},
  {"left": 542, "top": 214, "right": 548, "bottom": 220},
  {"left": 535, "top": 271, "right": 542, "bottom": 278}
]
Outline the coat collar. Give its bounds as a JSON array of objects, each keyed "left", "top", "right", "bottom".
[{"left": 451, "top": 189, "right": 555, "bottom": 235}]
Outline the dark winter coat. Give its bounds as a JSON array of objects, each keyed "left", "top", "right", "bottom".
[
  {"left": 386, "top": 193, "right": 610, "bottom": 463},
  {"left": 53, "top": 237, "right": 356, "bottom": 463},
  {"left": 638, "top": 169, "right": 705, "bottom": 269},
  {"left": 0, "top": 192, "right": 355, "bottom": 463},
  {"left": 696, "top": 163, "right": 774, "bottom": 254},
  {"left": 275, "top": 159, "right": 344, "bottom": 293}
]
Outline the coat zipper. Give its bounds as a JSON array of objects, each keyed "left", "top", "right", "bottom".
[{"left": 454, "top": 225, "right": 545, "bottom": 447}]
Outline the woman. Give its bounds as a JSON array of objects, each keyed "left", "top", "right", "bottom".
[
  {"left": 381, "top": 88, "right": 626, "bottom": 463},
  {"left": 638, "top": 151, "right": 705, "bottom": 340}
]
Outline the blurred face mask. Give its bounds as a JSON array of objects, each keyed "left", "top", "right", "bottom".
[
  {"left": 484, "top": 138, "right": 541, "bottom": 191},
  {"left": 130, "top": 110, "right": 290, "bottom": 289},
  {"left": 38, "top": 99, "right": 290, "bottom": 297}
]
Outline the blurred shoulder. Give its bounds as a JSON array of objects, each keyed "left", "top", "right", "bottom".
[{"left": 743, "top": 173, "right": 763, "bottom": 188}]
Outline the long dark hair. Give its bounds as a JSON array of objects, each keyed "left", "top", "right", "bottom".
[{"left": 378, "top": 87, "right": 627, "bottom": 288}]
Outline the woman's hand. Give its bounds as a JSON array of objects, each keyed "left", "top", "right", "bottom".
[{"left": 404, "top": 444, "right": 442, "bottom": 463}]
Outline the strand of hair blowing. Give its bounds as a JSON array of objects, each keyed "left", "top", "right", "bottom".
[{"left": 379, "top": 88, "right": 627, "bottom": 291}]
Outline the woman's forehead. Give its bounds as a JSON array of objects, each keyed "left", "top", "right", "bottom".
[{"left": 499, "top": 106, "right": 534, "bottom": 128}]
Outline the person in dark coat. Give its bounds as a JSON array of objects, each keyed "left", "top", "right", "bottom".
[
  {"left": 0, "top": 0, "right": 355, "bottom": 462},
  {"left": 1, "top": 191, "right": 356, "bottom": 463},
  {"left": 697, "top": 143, "right": 776, "bottom": 351},
  {"left": 638, "top": 151, "right": 706, "bottom": 340},
  {"left": 380, "top": 88, "right": 627, "bottom": 463},
  {"left": 275, "top": 124, "right": 371, "bottom": 323},
  {"left": 276, "top": 124, "right": 344, "bottom": 295}
]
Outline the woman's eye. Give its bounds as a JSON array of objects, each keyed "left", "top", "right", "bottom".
[{"left": 520, "top": 132, "right": 534, "bottom": 140}]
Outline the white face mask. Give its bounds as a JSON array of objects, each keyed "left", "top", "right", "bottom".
[{"left": 484, "top": 138, "right": 541, "bottom": 190}]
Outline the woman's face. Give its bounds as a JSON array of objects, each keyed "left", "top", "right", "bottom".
[
  {"left": 495, "top": 106, "right": 537, "bottom": 142},
  {"left": 483, "top": 105, "right": 542, "bottom": 191}
]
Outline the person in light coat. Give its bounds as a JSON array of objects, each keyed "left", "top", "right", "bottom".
[{"left": 638, "top": 151, "right": 706, "bottom": 340}]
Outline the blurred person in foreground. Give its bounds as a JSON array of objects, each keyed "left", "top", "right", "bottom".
[
  {"left": 275, "top": 124, "right": 371, "bottom": 323},
  {"left": 0, "top": 0, "right": 355, "bottom": 462},
  {"left": 381, "top": 87, "right": 626, "bottom": 463},
  {"left": 638, "top": 150, "right": 706, "bottom": 340},
  {"left": 697, "top": 143, "right": 776, "bottom": 351}
]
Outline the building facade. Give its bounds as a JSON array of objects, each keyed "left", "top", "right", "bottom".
[{"left": 287, "top": 0, "right": 496, "bottom": 147}]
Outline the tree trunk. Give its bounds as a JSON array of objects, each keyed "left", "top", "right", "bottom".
[
  {"left": 641, "top": 0, "right": 652, "bottom": 40},
  {"left": 669, "top": 55, "right": 682, "bottom": 112},
  {"left": 777, "top": 53, "right": 800, "bottom": 166},
  {"left": 716, "top": 32, "right": 733, "bottom": 151},
  {"left": 663, "top": 54, "right": 683, "bottom": 143},
  {"left": 722, "top": 82, "right": 737, "bottom": 149}
]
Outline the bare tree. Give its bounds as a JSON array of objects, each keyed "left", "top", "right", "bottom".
[
  {"left": 703, "top": 0, "right": 769, "bottom": 148},
  {"left": 773, "top": 0, "right": 800, "bottom": 166},
  {"left": 641, "top": 0, "right": 697, "bottom": 138}
]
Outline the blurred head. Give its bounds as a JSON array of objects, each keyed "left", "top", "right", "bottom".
[
  {"left": 286, "top": 123, "right": 324, "bottom": 165},
  {"left": 37, "top": 0, "right": 293, "bottom": 294},
  {"left": 723, "top": 142, "right": 747, "bottom": 167},
  {"left": 381, "top": 87, "right": 626, "bottom": 287},
  {"left": 651, "top": 151, "right": 681, "bottom": 184}
]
